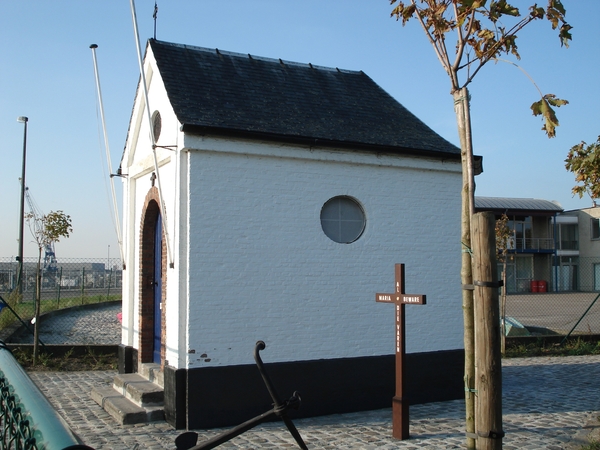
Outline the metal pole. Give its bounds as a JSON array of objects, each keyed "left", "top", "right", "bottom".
[
  {"left": 561, "top": 292, "right": 600, "bottom": 345},
  {"left": 0, "top": 295, "right": 44, "bottom": 348},
  {"left": 89, "top": 45, "right": 125, "bottom": 263},
  {"left": 57, "top": 267, "right": 62, "bottom": 309},
  {"left": 130, "top": 0, "right": 174, "bottom": 268},
  {"left": 107, "top": 269, "right": 112, "bottom": 301},
  {"left": 17, "top": 116, "right": 28, "bottom": 297},
  {"left": 81, "top": 267, "right": 85, "bottom": 304}
]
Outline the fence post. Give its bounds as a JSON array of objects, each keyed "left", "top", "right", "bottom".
[
  {"left": 106, "top": 268, "right": 112, "bottom": 302},
  {"left": 81, "top": 267, "right": 85, "bottom": 305},
  {"left": 57, "top": 267, "right": 62, "bottom": 309}
]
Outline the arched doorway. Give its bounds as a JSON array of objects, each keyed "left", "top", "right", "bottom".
[
  {"left": 153, "top": 212, "right": 163, "bottom": 363},
  {"left": 139, "top": 190, "right": 165, "bottom": 365}
]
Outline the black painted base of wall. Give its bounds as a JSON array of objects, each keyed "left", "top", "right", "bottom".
[
  {"left": 118, "top": 344, "right": 135, "bottom": 374},
  {"left": 118, "top": 346, "right": 464, "bottom": 430}
]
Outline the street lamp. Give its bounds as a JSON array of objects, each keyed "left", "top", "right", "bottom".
[{"left": 17, "top": 116, "right": 28, "bottom": 296}]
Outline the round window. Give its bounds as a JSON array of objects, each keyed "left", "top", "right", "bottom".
[
  {"left": 320, "top": 196, "right": 366, "bottom": 244},
  {"left": 152, "top": 110, "right": 162, "bottom": 142}
]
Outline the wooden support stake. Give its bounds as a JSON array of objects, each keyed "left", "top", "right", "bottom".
[{"left": 472, "top": 212, "right": 503, "bottom": 450}]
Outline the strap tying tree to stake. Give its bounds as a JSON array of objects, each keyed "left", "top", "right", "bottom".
[
  {"left": 463, "top": 280, "right": 504, "bottom": 290},
  {"left": 461, "top": 241, "right": 472, "bottom": 255}
]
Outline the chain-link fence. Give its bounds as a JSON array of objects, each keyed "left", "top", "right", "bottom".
[
  {"left": 2, "top": 253, "right": 599, "bottom": 345},
  {"left": 503, "top": 257, "right": 600, "bottom": 336},
  {"left": 0, "top": 257, "right": 122, "bottom": 345}
]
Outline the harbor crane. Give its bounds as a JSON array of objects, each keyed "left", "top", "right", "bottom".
[{"left": 24, "top": 187, "right": 58, "bottom": 274}]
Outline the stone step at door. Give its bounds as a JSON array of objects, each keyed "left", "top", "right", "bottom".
[{"left": 91, "top": 368, "right": 165, "bottom": 425}]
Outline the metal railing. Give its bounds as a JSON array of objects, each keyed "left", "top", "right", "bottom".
[
  {"left": 0, "top": 257, "right": 123, "bottom": 302},
  {"left": 0, "top": 342, "right": 93, "bottom": 449},
  {"left": 514, "top": 237, "right": 555, "bottom": 251}
]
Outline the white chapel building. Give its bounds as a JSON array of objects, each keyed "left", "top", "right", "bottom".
[{"left": 117, "top": 39, "right": 465, "bottom": 429}]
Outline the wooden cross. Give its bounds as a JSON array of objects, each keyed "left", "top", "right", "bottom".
[{"left": 376, "top": 263, "right": 426, "bottom": 440}]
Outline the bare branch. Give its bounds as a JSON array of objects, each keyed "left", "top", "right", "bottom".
[
  {"left": 452, "top": 6, "right": 477, "bottom": 85},
  {"left": 409, "top": 0, "right": 454, "bottom": 82}
]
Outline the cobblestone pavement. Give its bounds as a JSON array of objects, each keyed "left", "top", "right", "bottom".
[
  {"left": 30, "top": 355, "right": 600, "bottom": 449},
  {"left": 10, "top": 302, "right": 121, "bottom": 345}
]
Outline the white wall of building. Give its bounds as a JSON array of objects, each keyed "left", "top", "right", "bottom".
[
  {"left": 181, "top": 136, "right": 463, "bottom": 369},
  {"left": 120, "top": 48, "right": 186, "bottom": 368},
  {"left": 122, "top": 45, "right": 464, "bottom": 372}
]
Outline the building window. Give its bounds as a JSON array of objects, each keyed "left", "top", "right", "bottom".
[
  {"left": 320, "top": 196, "right": 366, "bottom": 244},
  {"left": 592, "top": 218, "right": 600, "bottom": 240},
  {"left": 555, "top": 256, "right": 579, "bottom": 291},
  {"left": 508, "top": 217, "right": 532, "bottom": 250},
  {"left": 559, "top": 224, "right": 579, "bottom": 250},
  {"left": 152, "top": 110, "right": 162, "bottom": 142}
]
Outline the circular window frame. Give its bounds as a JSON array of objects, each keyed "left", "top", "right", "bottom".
[
  {"left": 152, "top": 110, "right": 162, "bottom": 143},
  {"left": 320, "top": 196, "right": 366, "bottom": 244}
]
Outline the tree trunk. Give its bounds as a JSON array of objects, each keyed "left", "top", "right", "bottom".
[
  {"left": 472, "top": 212, "right": 503, "bottom": 450},
  {"left": 453, "top": 87, "right": 476, "bottom": 449},
  {"left": 33, "top": 249, "right": 42, "bottom": 365},
  {"left": 501, "top": 263, "right": 507, "bottom": 356}
]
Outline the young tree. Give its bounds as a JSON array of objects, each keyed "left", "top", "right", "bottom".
[
  {"left": 495, "top": 213, "right": 513, "bottom": 355},
  {"left": 565, "top": 136, "right": 600, "bottom": 206},
  {"left": 389, "top": 1, "right": 571, "bottom": 448},
  {"left": 26, "top": 210, "right": 73, "bottom": 364}
]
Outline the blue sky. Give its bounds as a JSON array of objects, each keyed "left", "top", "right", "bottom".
[{"left": 1, "top": 1, "right": 598, "bottom": 259}]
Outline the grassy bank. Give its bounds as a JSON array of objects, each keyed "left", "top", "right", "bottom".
[
  {"left": 505, "top": 337, "right": 600, "bottom": 358},
  {"left": 10, "top": 345, "right": 117, "bottom": 371}
]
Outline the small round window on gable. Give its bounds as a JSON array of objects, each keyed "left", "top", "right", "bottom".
[
  {"left": 320, "top": 196, "right": 366, "bottom": 244},
  {"left": 152, "top": 110, "right": 162, "bottom": 142}
]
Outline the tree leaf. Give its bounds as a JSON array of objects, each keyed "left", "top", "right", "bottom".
[
  {"left": 530, "top": 94, "right": 568, "bottom": 138},
  {"left": 490, "top": 1, "right": 520, "bottom": 21},
  {"left": 391, "top": 2, "right": 417, "bottom": 25},
  {"left": 559, "top": 23, "right": 572, "bottom": 48},
  {"left": 545, "top": 94, "right": 568, "bottom": 108}
]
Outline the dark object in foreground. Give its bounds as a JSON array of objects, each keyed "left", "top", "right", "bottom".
[
  {"left": 0, "top": 340, "right": 94, "bottom": 449},
  {"left": 175, "top": 341, "right": 308, "bottom": 450}
]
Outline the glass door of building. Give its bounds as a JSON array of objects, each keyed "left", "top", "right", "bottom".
[{"left": 503, "top": 255, "right": 533, "bottom": 293}]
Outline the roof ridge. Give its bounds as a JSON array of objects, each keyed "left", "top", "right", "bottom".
[{"left": 150, "top": 39, "right": 362, "bottom": 75}]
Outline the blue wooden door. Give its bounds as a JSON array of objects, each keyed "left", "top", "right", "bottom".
[{"left": 153, "top": 213, "right": 162, "bottom": 364}]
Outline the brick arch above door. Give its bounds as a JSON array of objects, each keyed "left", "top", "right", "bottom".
[{"left": 138, "top": 186, "right": 167, "bottom": 365}]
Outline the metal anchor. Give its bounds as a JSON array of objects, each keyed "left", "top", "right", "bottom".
[{"left": 176, "top": 341, "right": 308, "bottom": 450}]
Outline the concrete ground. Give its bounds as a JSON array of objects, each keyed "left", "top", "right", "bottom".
[{"left": 506, "top": 292, "right": 600, "bottom": 335}]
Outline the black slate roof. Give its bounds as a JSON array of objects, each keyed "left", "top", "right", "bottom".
[
  {"left": 148, "top": 40, "right": 459, "bottom": 158},
  {"left": 475, "top": 197, "right": 563, "bottom": 216}
]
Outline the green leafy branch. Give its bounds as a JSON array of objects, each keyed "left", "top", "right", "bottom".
[
  {"left": 565, "top": 136, "right": 600, "bottom": 202},
  {"left": 390, "top": 0, "right": 572, "bottom": 137},
  {"left": 26, "top": 210, "right": 73, "bottom": 249}
]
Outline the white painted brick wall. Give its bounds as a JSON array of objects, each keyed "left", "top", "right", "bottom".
[
  {"left": 183, "top": 138, "right": 463, "bottom": 368},
  {"left": 121, "top": 47, "right": 463, "bottom": 371},
  {"left": 120, "top": 54, "right": 184, "bottom": 367}
]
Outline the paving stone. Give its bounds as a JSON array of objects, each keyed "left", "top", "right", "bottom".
[{"left": 28, "top": 355, "right": 600, "bottom": 449}]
